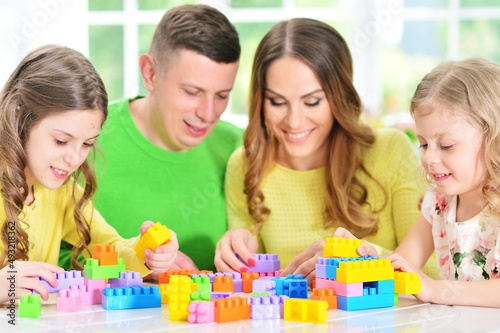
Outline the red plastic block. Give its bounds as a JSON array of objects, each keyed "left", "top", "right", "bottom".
[
  {"left": 92, "top": 244, "right": 118, "bottom": 266},
  {"left": 134, "top": 222, "right": 173, "bottom": 264},
  {"left": 19, "top": 294, "right": 41, "bottom": 318},
  {"left": 57, "top": 288, "right": 82, "bottom": 312},
  {"left": 188, "top": 301, "right": 215, "bottom": 323},
  {"left": 242, "top": 272, "right": 260, "bottom": 293},
  {"left": 213, "top": 275, "right": 234, "bottom": 293},
  {"left": 213, "top": 296, "right": 250, "bottom": 323},
  {"left": 311, "top": 288, "right": 337, "bottom": 310}
]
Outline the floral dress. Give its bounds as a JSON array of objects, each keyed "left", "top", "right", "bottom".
[{"left": 421, "top": 192, "right": 500, "bottom": 281}]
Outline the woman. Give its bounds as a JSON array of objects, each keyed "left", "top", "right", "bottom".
[{"left": 215, "top": 18, "right": 437, "bottom": 281}]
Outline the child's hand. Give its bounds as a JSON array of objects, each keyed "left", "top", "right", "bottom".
[
  {"left": 214, "top": 228, "right": 259, "bottom": 273},
  {"left": 333, "top": 227, "right": 379, "bottom": 257},
  {"left": 140, "top": 221, "right": 179, "bottom": 280},
  {"left": 0, "top": 261, "right": 64, "bottom": 303},
  {"left": 386, "top": 252, "right": 434, "bottom": 303},
  {"left": 168, "top": 250, "right": 199, "bottom": 271},
  {"left": 281, "top": 240, "right": 325, "bottom": 284}
]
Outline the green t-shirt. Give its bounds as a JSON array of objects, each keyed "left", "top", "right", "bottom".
[{"left": 61, "top": 97, "right": 243, "bottom": 271}]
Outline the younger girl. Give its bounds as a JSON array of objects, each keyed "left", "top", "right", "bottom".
[
  {"left": 0, "top": 45, "right": 178, "bottom": 304},
  {"left": 343, "top": 57, "right": 500, "bottom": 307}
]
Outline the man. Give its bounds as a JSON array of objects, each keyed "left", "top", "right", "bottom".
[{"left": 90, "top": 5, "right": 241, "bottom": 271}]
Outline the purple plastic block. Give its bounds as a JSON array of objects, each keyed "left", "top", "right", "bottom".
[
  {"left": 253, "top": 277, "right": 276, "bottom": 295},
  {"left": 229, "top": 272, "right": 243, "bottom": 292},
  {"left": 57, "top": 288, "right": 82, "bottom": 312},
  {"left": 237, "top": 253, "right": 281, "bottom": 273},
  {"left": 250, "top": 295, "right": 281, "bottom": 319},
  {"left": 34, "top": 270, "right": 84, "bottom": 294},
  {"left": 316, "top": 257, "right": 328, "bottom": 279},
  {"left": 210, "top": 292, "right": 232, "bottom": 300},
  {"left": 108, "top": 270, "right": 143, "bottom": 288}
]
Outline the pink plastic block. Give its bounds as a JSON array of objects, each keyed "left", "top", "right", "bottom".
[
  {"left": 57, "top": 288, "right": 82, "bottom": 312},
  {"left": 84, "top": 277, "right": 106, "bottom": 292},
  {"left": 188, "top": 301, "right": 215, "bottom": 323},
  {"left": 315, "top": 278, "right": 363, "bottom": 297},
  {"left": 74, "top": 285, "right": 102, "bottom": 305}
]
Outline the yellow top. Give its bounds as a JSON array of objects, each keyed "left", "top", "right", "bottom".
[
  {"left": 0, "top": 178, "right": 150, "bottom": 276},
  {"left": 226, "top": 128, "right": 438, "bottom": 278}
]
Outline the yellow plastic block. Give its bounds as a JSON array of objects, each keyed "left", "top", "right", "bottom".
[
  {"left": 284, "top": 299, "right": 328, "bottom": 324},
  {"left": 160, "top": 284, "right": 169, "bottom": 304},
  {"left": 394, "top": 271, "right": 421, "bottom": 294},
  {"left": 336, "top": 258, "right": 394, "bottom": 283},
  {"left": 323, "top": 237, "right": 361, "bottom": 258},
  {"left": 168, "top": 275, "right": 191, "bottom": 321},
  {"left": 134, "top": 222, "right": 173, "bottom": 264}
]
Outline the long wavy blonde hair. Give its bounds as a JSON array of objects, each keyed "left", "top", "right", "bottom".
[
  {"left": 244, "top": 18, "right": 386, "bottom": 237},
  {"left": 411, "top": 57, "right": 500, "bottom": 214},
  {"left": 0, "top": 45, "right": 108, "bottom": 269}
]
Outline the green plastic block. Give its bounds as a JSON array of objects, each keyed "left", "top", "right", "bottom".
[{"left": 19, "top": 294, "right": 41, "bottom": 318}]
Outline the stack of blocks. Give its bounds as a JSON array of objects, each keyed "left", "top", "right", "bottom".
[{"left": 315, "top": 237, "right": 421, "bottom": 311}]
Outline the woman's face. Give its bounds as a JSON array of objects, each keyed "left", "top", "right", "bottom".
[{"left": 263, "top": 56, "right": 333, "bottom": 170}]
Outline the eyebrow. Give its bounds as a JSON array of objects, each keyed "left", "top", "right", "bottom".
[
  {"left": 53, "top": 129, "right": 100, "bottom": 140},
  {"left": 265, "top": 88, "right": 324, "bottom": 99}
]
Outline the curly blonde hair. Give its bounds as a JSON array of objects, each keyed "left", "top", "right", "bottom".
[
  {"left": 244, "top": 18, "right": 387, "bottom": 237},
  {"left": 410, "top": 57, "right": 500, "bottom": 214},
  {"left": 0, "top": 45, "right": 108, "bottom": 269}
]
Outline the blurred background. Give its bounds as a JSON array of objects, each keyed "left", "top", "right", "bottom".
[{"left": 1, "top": 0, "right": 499, "bottom": 134}]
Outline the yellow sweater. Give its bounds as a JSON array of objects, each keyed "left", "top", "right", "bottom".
[
  {"left": 226, "top": 128, "right": 438, "bottom": 278},
  {"left": 0, "top": 179, "right": 150, "bottom": 276}
]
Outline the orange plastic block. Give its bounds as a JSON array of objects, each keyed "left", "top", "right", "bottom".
[
  {"left": 242, "top": 272, "right": 260, "bottom": 293},
  {"left": 336, "top": 258, "right": 394, "bottom": 283},
  {"left": 284, "top": 299, "right": 328, "bottom": 323},
  {"left": 213, "top": 275, "right": 234, "bottom": 293},
  {"left": 134, "top": 222, "right": 173, "bottom": 264},
  {"left": 323, "top": 237, "right": 361, "bottom": 258},
  {"left": 92, "top": 244, "right": 118, "bottom": 266},
  {"left": 168, "top": 275, "right": 191, "bottom": 320},
  {"left": 213, "top": 296, "right": 250, "bottom": 323},
  {"left": 394, "top": 271, "right": 421, "bottom": 295},
  {"left": 311, "top": 288, "right": 337, "bottom": 310}
]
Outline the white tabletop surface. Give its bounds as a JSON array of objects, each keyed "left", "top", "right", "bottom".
[{"left": 2, "top": 292, "right": 500, "bottom": 333}]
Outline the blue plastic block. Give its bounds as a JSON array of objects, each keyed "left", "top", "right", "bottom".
[
  {"left": 272, "top": 275, "right": 307, "bottom": 298},
  {"left": 102, "top": 286, "right": 161, "bottom": 310},
  {"left": 364, "top": 279, "right": 394, "bottom": 295},
  {"left": 337, "top": 293, "right": 394, "bottom": 311}
]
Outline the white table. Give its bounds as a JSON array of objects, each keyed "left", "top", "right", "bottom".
[{"left": 2, "top": 293, "right": 500, "bottom": 332}]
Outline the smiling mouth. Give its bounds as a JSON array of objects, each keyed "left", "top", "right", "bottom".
[
  {"left": 434, "top": 173, "right": 451, "bottom": 178},
  {"left": 286, "top": 129, "right": 313, "bottom": 140},
  {"left": 52, "top": 167, "right": 68, "bottom": 175}
]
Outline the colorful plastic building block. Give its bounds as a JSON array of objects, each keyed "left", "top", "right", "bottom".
[
  {"left": 190, "top": 291, "right": 211, "bottom": 302},
  {"left": 57, "top": 288, "right": 82, "bottom": 312},
  {"left": 159, "top": 269, "right": 194, "bottom": 284},
  {"left": 109, "top": 270, "right": 143, "bottom": 289},
  {"left": 311, "top": 288, "right": 337, "bottom": 309},
  {"left": 253, "top": 276, "right": 276, "bottom": 295},
  {"left": 92, "top": 244, "right": 118, "bottom": 266},
  {"left": 337, "top": 289, "right": 394, "bottom": 311},
  {"left": 242, "top": 272, "right": 260, "bottom": 293},
  {"left": 272, "top": 275, "right": 307, "bottom": 298},
  {"left": 168, "top": 275, "right": 191, "bottom": 320},
  {"left": 102, "top": 286, "right": 161, "bottom": 310},
  {"left": 84, "top": 258, "right": 126, "bottom": 280},
  {"left": 259, "top": 270, "right": 282, "bottom": 277},
  {"left": 210, "top": 292, "right": 233, "bottom": 300},
  {"left": 250, "top": 295, "right": 288, "bottom": 319},
  {"left": 213, "top": 296, "right": 250, "bottom": 323},
  {"left": 213, "top": 275, "right": 234, "bottom": 293},
  {"left": 315, "top": 277, "right": 363, "bottom": 297},
  {"left": 238, "top": 254, "right": 281, "bottom": 273},
  {"left": 19, "top": 294, "right": 41, "bottom": 318},
  {"left": 228, "top": 272, "right": 243, "bottom": 292},
  {"left": 323, "top": 237, "right": 361, "bottom": 258},
  {"left": 134, "top": 222, "right": 173, "bottom": 264},
  {"left": 34, "top": 270, "right": 84, "bottom": 294},
  {"left": 284, "top": 299, "right": 328, "bottom": 323},
  {"left": 331, "top": 258, "right": 394, "bottom": 283},
  {"left": 394, "top": 271, "right": 421, "bottom": 294},
  {"left": 191, "top": 276, "right": 212, "bottom": 292},
  {"left": 188, "top": 301, "right": 215, "bottom": 323},
  {"left": 72, "top": 284, "right": 102, "bottom": 306},
  {"left": 160, "top": 284, "right": 169, "bottom": 304}
]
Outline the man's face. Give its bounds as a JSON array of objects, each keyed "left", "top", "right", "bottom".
[{"left": 150, "top": 49, "right": 239, "bottom": 152}]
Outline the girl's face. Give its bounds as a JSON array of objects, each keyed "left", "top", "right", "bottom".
[
  {"left": 415, "top": 105, "right": 487, "bottom": 201},
  {"left": 263, "top": 56, "right": 333, "bottom": 170},
  {"left": 24, "top": 109, "right": 103, "bottom": 193}
]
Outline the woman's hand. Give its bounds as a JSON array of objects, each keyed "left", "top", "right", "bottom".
[
  {"left": 281, "top": 240, "right": 325, "bottom": 284},
  {"left": 214, "top": 228, "right": 259, "bottom": 273},
  {"left": 140, "top": 221, "right": 179, "bottom": 280},
  {"left": 333, "top": 227, "right": 379, "bottom": 257},
  {"left": 0, "top": 261, "right": 64, "bottom": 303}
]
